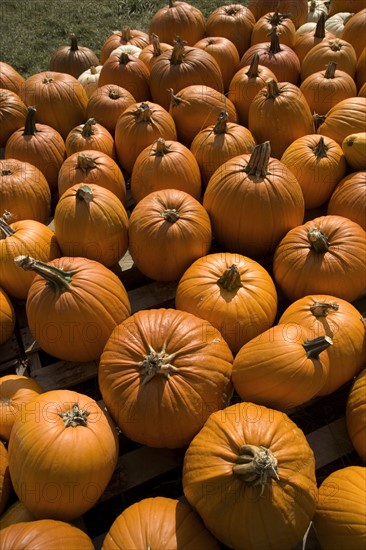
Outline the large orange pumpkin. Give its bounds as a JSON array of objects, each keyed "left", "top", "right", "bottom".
[
  {"left": 128, "top": 188, "right": 212, "bottom": 281},
  {"left": 102, "top": 497, "right": 220, "bottom": 550},
  {"left": 293, "top": 13, "right": 336, "bottom": 63},
  {"left": 301, "top": 37, "right": 358, "bottom": 81},
  {"left": 148, "top": 1, "right": 205, "bottom": 46},
  {"left": 317, "top": 97, "right": 366, "bottom": 145},
  {"left": 313, "top": 466, "right": 366, "bottom": 550},
  {"left": 327, "top": 171, "right": 366, "bottom": 230},
  {"left": 248, "top": 0, "right": 309, "bottom": 28},
  {"left": 86, "top": 84, "right": 136, "bottom": 135},
  {"left": 341, "top": 8, "right": 366, "bottom": 58},
  {"left": 98, "top": 52, "right": 151, "bottom": 103},
  {"left": 203, "top": 141, "right": 305, "bottom": 258},
  {"left": 346, "top": 369, "right": 366, "bottom": 462},
  {"left": 99, "top": 308, "right": 233, "bottom": 449},
  {"left": 175, "top": 252, "right": 277, "bottom": 355},
  {"left": 193, "top": 36, "right": 240, "bottom": 92},
  {"left": 0, "top": 61, "right": 25, "bottom": 94},
  {"left": 65, "top": 117, "right": 115, "bottom": 159},
  {"left": 250, "top": 9, "right": 296, "bottom": 48},
  {"left": 0, "top": 89, "right": 28, "bottom": 147},
  {"left": 15, "top": 255, "right": 131, "bottom": 362},
  {"left": 183, "top": 401, "right": 318, "bottom": 550},
  {"left": 273, "top": 214, "right": 366, "bottom": 302},
  {"left": 0, "top": 519, "right": 95, "bottom": 549},
  {"left": 204, "top": 4, "right": 255, "bottom": 58},
  {"left": 49, "top": 33, "right": 99, "bottom": 78},
  {"left": 8, "top": 389, "right": 119, "bottom": 520}
]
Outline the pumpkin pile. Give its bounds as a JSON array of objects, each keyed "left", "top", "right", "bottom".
[{"left": 0, "top": 0, "right": 365, "bottom": 548}]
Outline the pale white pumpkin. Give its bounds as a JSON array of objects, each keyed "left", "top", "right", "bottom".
[{"left": 78, "top": 65, "right": 103, "bottom": 98}]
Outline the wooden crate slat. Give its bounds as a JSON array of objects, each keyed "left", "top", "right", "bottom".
[
  {"left": 0, "top": 334, "right": 21, "bottom": 365},
  {"left": 30, "top": 359, "right": 99, "bottom": 391},
  {"left": 306, "top": 416, "right": 353, "bottom": 469},
  {"left": 128, "top": 280, "right": 177, "bottom": 313}
]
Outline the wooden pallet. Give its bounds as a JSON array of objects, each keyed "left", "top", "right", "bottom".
[{"left": 0, "top": 252, "right": 363, "bottom": 550}]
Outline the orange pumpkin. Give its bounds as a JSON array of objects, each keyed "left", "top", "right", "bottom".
[
  {"left": 247, "top": 0, "right": 309, "bottom": 28},
  {"left": 0, "top": 500, "right": 36, "bottom": 530},
  {"left": 341, "top": 132, "right": 366, "bottom": 170},
  {"left": 148, "top": 1, "right": 205, "bottom": 46},
  {"left": 0, "top": 519, "right": 95, "bottom": 549},
  {"left": 0, "top": 61, "right": 25, "bottom": 94},
  {"left": 0, "top": 89, "right": 28, "bottom": 147},
  {"left": 355, "top": 46, "right": 366, "bottom": 90},
  {"left": 0, "top": 441, "right": 11, "bottom": 515},
  {"left": 293, "top": 13, "right": 336, "bottom": 63},
  {"left": 175, "top": 252, "right": 277, "bottom": 355},
  {"left": 8, "top": 390, "right": 119, "bottom": 520},
  {"left": 16, "top": 255, "right": 131, "bottom": 362},
  {"left": 86, "top": 84, "right": 136, "bottom": 135},
  {"left": 203, "top": 141, "right": 305, "bottom": 258},
  {"left": 49, "top": 33, "right": 99, "bottom": 78},
  {"left": 193, "top": 36, "right": 240, "bottom": 92},
  {"left": 130, "top": 138, "right": 202, "bottom": 203},
  {"left": 273, "top": 214, "right": 366, "bottom": 302},
  {"left": 0, "top": 288, "right": 15, "bottom": 346},
  {"left": 0, "top": 374, "right": 44, "bottom": 441},
  {"left": 65, "top": 118, "right": 115, "bottom": 159},
  {"left": 279, "top": 295, "right": 366, "bottom": 396},
  {"left": 138, "top": 34, "right": 173, "bottom": 71},
  {"left": 204, "top": 4, "right": 255, "bottom": 58},
  {"left": 341, "top": 8, "right": 366, "bottom": 58},
  {"left": 250, "top": 9, "right": 296, "bottom": 47},
  {"left": 313, "top": 466, "right": 366, "bottom": 550},
  {"left": 99, "top": 308, "right": 233, "bottom": 449},
  {"left": 317, "top": 96, "right": 366, "bottom": 145},
  {"left": 183, "top": 401, "right": 318, "bottom": 550},
  {"left": 329, "top": 0, "right": 366, "bottom": 16},
  {"left": 346, "top": 369, "right": 366, "bottom": 461},
  {"left": 98, "top": 52, "right": 151, "bottom": 103},
  {"left": 128, "top": 188, "right": 212, "bottom": 281},
  {"left": 100, "top": 26, "right": 149, "bottom": 64},
  {"left": 327, "top": 171, "right": 366, "bottom": 230},
  {"left": 101, "top": 497, "right": 220, "bottom": 550},
  {"left": 301, "top": 37, "right": 357, "bottom": 80}
]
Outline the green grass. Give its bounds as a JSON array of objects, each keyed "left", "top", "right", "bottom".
[{"left": 1, "top": 0, "right": 245, "bottom": 78}]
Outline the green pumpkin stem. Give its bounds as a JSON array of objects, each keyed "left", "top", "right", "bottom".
[
  {"left": 308, "top": 228, "right": 329, "bottom": 252},
  {"left": 303, "top": 335, "right": 333, "bottom": 358},
  {"left": 81, "top": 118, "right": 96, "bottom": 137},
  {"left": 213, "top": 111, "right": 229, "bottom": 134},
  {"left": 217, "top": 264, "right": 242, "bottom": 291},
  {"left": 310, "top": 137, "right": 330, "bottom": 159},
  {"left": 58, "top": 403, "right": 90, "bottom": 427},
  {"left": 14, "top": 255, "right": 76, "bottom": 291},
  {"left": 233, "top": 444, "right": 280, "bottom": 496},
  {"left": 170, "top": 37, "right": 187, "bottom": 65},
  {"left": 314, "top": 12, "right": 326, "bottom": 39},
  {"left": 76, "top": 153, "right": 97, "bottom": 173},
  {"left": 76, "top": 184, "right": 94, "bottom": 203},
  {"left": 69, "top": 33, "right": 79, "bottom": 52},
  {"left": 161, "top": 208, "right": 180, "bottom": 223},
  {"left": 153, "top": 138, "right": 171, "bottom": 156},
  {"left": 137, "top": 342, "right": 178, "bottom": 385},
  {"left": 244, "top": 141, "right": 271, "bottom": 179},
  {"left": 324, "top": 61, "right": 337, "bottom": 79},
  {"left": 310, "top": 301, "right": 339, "bottom": 317},
  {"left": 23, "top": 106, "right": 38, "bottom": 136}
]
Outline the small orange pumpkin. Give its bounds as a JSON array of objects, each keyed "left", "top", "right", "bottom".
[
  {"left": 148, "top": 1, "right": 206, "bottom": 46},
  {"left": 86, "top": 84, "right": 136, "bottom": 135},
  {"left": 65, "top": 118, "right": 115, "bottom": 159},
  {"left": 0, "top": 61, "right": 25, "bottom": 94},
  {"left": 204, "top": 4, "right": 256, "bottom": 57},
  {"left": 0, "top": 89, "right": 28, "bottom": 147},
  {"left": 49, "top": 33, "right": 99, "bottom": 78},
  {"left": 98, "top": 52, "right": 151, "bottom": 103}
]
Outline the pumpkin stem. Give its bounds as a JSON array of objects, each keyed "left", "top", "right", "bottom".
[
  {"left": 303, "top": 335, "right": 333, "bottom": 358},
  {"left": 168, "top": 89, "right": 189, "bottom": 108},
  {"left": 344, "top": 135, "right": 357, "bottom": 147},
  {"left": 308, "top": 228, "right": 329, "bottom": 252},
  {"left": 246, "top": 53, "right": 260, "bottom": 78},
  {"left": 233, "top": 444, "right": 279, "bottom": 496},
  {"left": 81, "top": 118, "right": 96, "bottom": 137},
  {"left": 265, "top": 78, "right": 281, "bottom": 99},
  {"left": 268, "top": 8, "right": 291, "bottom": 26},
  {"left": 108, "top": 88, "right": 121, "bottom": 100},
  {"left": 153, "top": 138, "right": 171, "bottom": 156},
  {"left": 161, "top": 208, "right": 180, "bottom": 223},
  {"left": 58, "top": 403, "right": 90, "bottom": 427},
  {"left": 329, "top": 39, "right": 343, "bottom": 52},
  {"left": 309, "top": 137, "right": 330, "bottom": 159},
  {"left": 119, "top": 52, "right": 131, "bottom": 65},
  {"left": 0, "top": 169, "right": 13, "bottom": 176},
  {"left": 226, "top": 5, "right": 240, "bottom": 16},
  {"left": 76, "top": 153, "right": 97, "bottom": 173},
  {"left": 268, "top": 26, "right": 281, "bottom": 54},
  {"left": 217, "top": 264, "right": 242, "bottom": 291},
  {"left": 313, "top": 113, "right": 326, "bottom": 131},
  {"left": 69, "top": 33, "right": 79, "bottom": 52},
  {"left": 170, "top": 37, "right": 187, "bottom": 65},
  {"left": 89, "top": 66, "right": 98, "bottom": 75},
  {"left": 133, "top": 102, "right": 153, "bottom": 122},
  {"left": 309, "top": 0, "right": 316, "bottom": 13},
  {"left": 324, "top": 61, "right": 337, "bottom": 79},
  {"left": 0, "top": 214, "right": 16, "bottom": 238},
  {"left": 121, "top": 27, "right": 131, "bottom": 43},
  {"left": 150, "top": 33, "right": 162, "bottom": 56},
  {"left": 213, "top": 111, "right": 228, "bottom": 134},
  {"left": 137, "top": 342, "right": 178, "bottom": 385},
  {"left": 76, "top": 184, "right": 94, "bottom": 203},
  {"left": 42, "top": 77, "right": 54, "bottom": 84},
  {"left": 310, "top": 301, "right": 339, "bottom": 317},
  {"left": 168, "top": 0, "right": 174, "bottom": 7},
  {"left": 244, "top": 141, "right": 271, "bottom": 179},
  {"left": 314, "top": 12, "right": 326, "bottom": 38},
  {"left": 23, "top": 106, "right": 38, "bottom": 136},
  {"left": 14, "top": 255, "right": 76, "bottom": 292}
]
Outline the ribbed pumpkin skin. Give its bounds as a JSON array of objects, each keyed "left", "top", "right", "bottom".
[
  {"left": 86, "top": 84, "right": 136, "bottom": 135},
  {"left": 130, "top": 139, "right": 202, "bottom": 203},
  {"left": 0, "top": 288, "right": 15, "bottom": 346},
  {"left": 65, "top": 119, "right": 115, "bottom": 159},
  {"left": 355, "top": 46, "right": 366, "bottom": 90},
  {"left": 149, "top": 46, "right": 224, "bottom": 111},
  {"left": 346, "top": 369, "right": 366, "bottom": 461},
  {"left": 239, "top": 40, "right": 301, "bottom": 84},
  {"left": 204, "top": 4, "right": 255, "bottom": 58},
  {"left": 248, "top": 81, "right": 314, "bottom": 159},
  {"left": 128, "top": 189, "right": 212, "bottom": 281},
  {"left": 280, "top": 134, "right": 347, "bottom": 209},
  {"left": 0, "top": 61, "right": 25, "bottom": 94},
  {"left": 54, "top": 184, "right": 129, "bottom": 267},
  {"left": 342, "top": 132, "right": 366, "bottom": 170},
  {"left": 193, "top": 36, "right": 240, "bottom": 92},
  {"left": 313, "top": 466, "right": 366, "bottom": 550},
  {"left": 0, "top": 159, "right": 51, "bottom": 224},
  {"left": 8, "top": 390, "right": 119, "bottom": 520},
  {"left": 0, "top": 441, "right": 11, "bottom": 515},
  {"left": 250, "top": 12, "right": 296, "bottom": 47},
  {"left": 0, "top": 520, "right": 95, "bottom": 549},
  {"left": 98, "top": 53, "right": 151, "bottom": 103},
  {"left": 175, "top": 252, "right": 277, "bottom": 355},
  {"left": 232, "top": 324, "right": 330, "bottom": 409},
  {"left": 0, "top": 89, "right": 28, "bottom": 147},
  {"left": 148, "top": 1, "right": 205, "bottom": 46},
  {"left": 0, "top": 220, "right": 60, "bottom": 300},
  {"left": 317, "top": 97, "right": 366, "bottom": 146},
  {"left": 183, "top": 401, "right": 318, "bottom": 550},
  {"left": 0, "top": 374, "right": 44, "bottom": 441},
  {"left": 279, "top": 295, "right": 366, "bottom": 396},
  {"left": 247, "top": 0, "right": 309, "bottom": 28},
  {"left": 327, "top": 171, "right": 366, "bottom": 230},
  {"left": 169, "top": 85, "right": 238, "bottom": 147},
  {"left": 341, "top": 8, "right": 366, "bottom": 58},
  {"left": 57, "top": 150, "right": 126, "bottom": 204},
  {"left": 273, "top": 215, "right": 366, "bottom": 302},
  {"left": 0, "top": 500, "right": 36, "bottom": 530},
  {"left": 25, "top": 257, "right": 131, "bottom": 362},
  {"left": 301, "top": 38, "right": 357, "bottom": 80},
  {"left": 99, "top": 308, "right": 233, "bottom": 449},
  {"left": 203, "top": 152, "right": 305, "bottom": 258},
  {"left": 49, "top": 35, "right": 99, "bottom": 79},
  {"left": 101, "top": 497, "right": 220, "bottom": 550},
  {"left": 114, "top": 101, "right": 177, "bottom": 174},
  {"left": 18, "top": 71, "right": 88, "bottom": 139}
]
